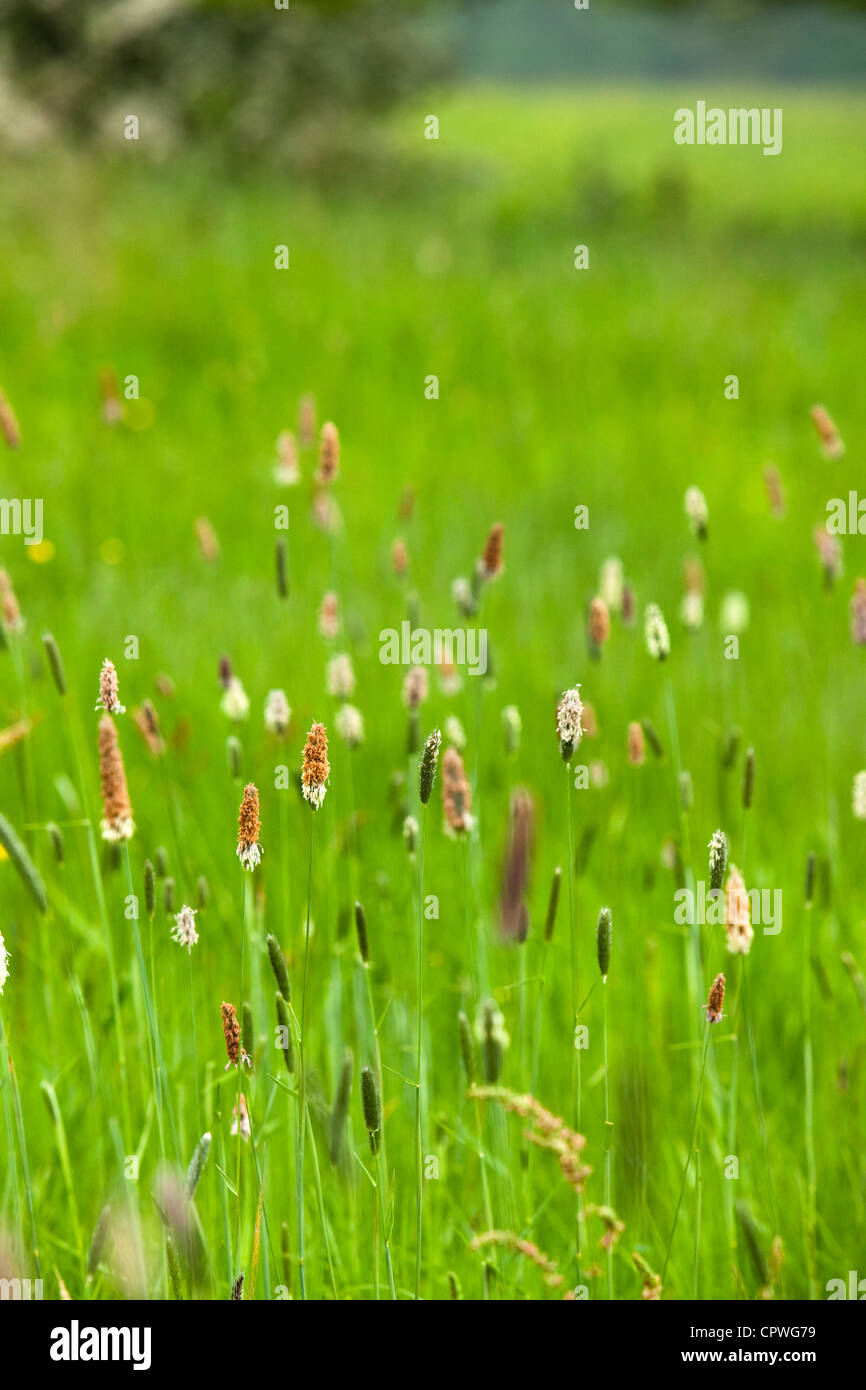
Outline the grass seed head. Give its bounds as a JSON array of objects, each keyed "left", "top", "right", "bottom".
[
  {"left": 354, "top": 900, "right": 370, "bottom": 963},
  {"left": 360, "top": 1064, "right": 381, "bottom": 1153},
  {"left": 478, "top": 521, "right": 504, "bottom": 581},
  {"left": 742, "top": 746, "right": 755, "bottom": 809},
  {"left": 419, "top": 727, "right": 441, "bottom": 805},
  {"left": 596, "top": 905, "right": 612, "bottom": 980},
  {"left": 171, "top": 904, "right": 198, "bottom": 953},
  {"left": 329, "top": 1047, "right": 354, "bottom": 1165},
  {"left": 724, "top": 865, "right": 753, "bottom": 954},
  {"left": 588, "top": 596, "right": 610, "bottom": 648},
  {"left": 301, "top": 722, "right": 330, "bottom": 810},
  {"left": 544, "top": 866, "right": 562, "bottom": 943},
  {"left": 810, "top": 403, "right": 845, "bottom": 460},
  {"left": 627, "top": 720, "right": 645, "bottom": 766},
  {"left": 41, "top": 632, "right": 67, "bottom": 695},
  {"left": 264, "top": 689, "right": 291, "bottom": 737},
  {"left": 706, "top": 972, "right": 726, "bottom": 1023},
  {"left": 442, "top": 745, "right": 473, "bottom": 834},
  {"left": 556, "top": 685, "right": 583, "bottom": 762},
  {"left": 266, "top": 933, "right": 291, "bottom": 1002},
  {"left": 221, "top": 1001, "right": 241, "bottom": 1067},
  {"left": 684, "top": 485, "right": 709, "bottom": 540},
  {"left": 236, "top": 783, "right": 263, "bottom": 870},
  {"left": 644, "top": 603, "right": 670, "bottom": 661},
  {"left": 144, "top": 859, "right": 156, "bottom": 916},
  {"left": 317, "top": 420, "right": 340, "bottom": 484},
  {"left": 97, "top": 716, "right": 135, "bottom": 842},
  {"left": 708, "top": 829, "right": 728, "bottom": 891}
]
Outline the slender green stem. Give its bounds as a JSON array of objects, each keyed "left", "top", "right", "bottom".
[
  {"left": 414, "top": 805, "right": 426, "bottom": 1299},
  {"left": 297, "top": 816, "right": 315, "bottom": 1300},
  {"left": 663, "top": 1024, "right": 711, "bottom": 1287}
]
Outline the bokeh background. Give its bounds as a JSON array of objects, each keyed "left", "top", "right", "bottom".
[{"left": 0, "top": 0, "right": 864, "bottom": 1301}]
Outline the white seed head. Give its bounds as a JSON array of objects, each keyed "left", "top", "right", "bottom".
[
  {"left": 221, "top": 676, "right": 250, "bottom": 723},
  {"left": 335, "top": 702, "right": 365, "bottom": 748},
  {"left": 679, "top": 590, "right": 704, "bottom": 630},
  {"left": 720, "top": 591, "right": 750, "bottom": 635},
  {"left": 171, "top": 905, "right": 199, "bottom": 954},
  {"left": 684, "top": 486, "right": 709, "bottom": 539},
  {"left": 853, "top": 771, "right": 866, "bottom": 821},
  {"left": 599, "top": 555, "right": 624, "bottom": 615},
  {"left": 556, "top": 685, "right": 583, "bottom": 761},
  {"left": 326, "top": 653, "right": 356, "bottom": 700},
  {"left": 644, "top": 604, "right": 670, "bottom": 661},
  {"left": 264, "top": 689, "right": 291, "bottom": 736},
  {"left": 0, "top": 930, "right": 9, "bottom": 994},
  {"left": 445, "top": 715, "right": 466, "bottom": 751}
]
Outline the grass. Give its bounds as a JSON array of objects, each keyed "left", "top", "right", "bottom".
[{"left": 0, "top": 83, "right": 864, "bottom": 1300}]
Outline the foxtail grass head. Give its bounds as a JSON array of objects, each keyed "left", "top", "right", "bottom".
[
  {"left": 236, "top": 783, "right": 263, "bottom": 870},
  {"left": 419, "top": 728, "right": 441, "bottom": 805},
  {"left": 442, "top": 745, "right": 473, "bottom": 835},
  {"left": 684, "top": 486, "right": 709, "bottom": 541},
  {"left": 317, "top": 421, "right": 340, "bottom": 484},
  {"left": 724, "top": 865, "right": 753, "bottom": 955},
  {"left": 98, "top": 716, "right": 134, "bottom": 842},
  {"left": 171, "top": 905, "right": 199, "bottom": 954},
  {"left": 706, "top": 972, "right": 726, "bottom": 1023},
  {"left": 644, "top": 603, "right": 670, "bottom": 661},
  {"left": 478, "top": 522, "right": 504, "bottom": 582},
  {"left": 94, "top": 659, "right": 125, "bottom": 715},
  {"left": 301, "top": 722, "right": 330, "bottom": 809},
  {"left": 708, "top": 829, "right": 728, "bottom": 891},
  {"left": 588, "top": 597, "right": 610, "bottom": 650},
  {"left": 596, "top": 906, "right": 612, "bottom": 980},
  {"left": 627, "top": 721, "right": 645, "bottom": 767},
  {"left": 556, "top": 685, "right": 583, "bottom": 762},
  {"left": 360, "top": 1064, "right": 381, "bottom": 1154},
  {"left": 264, "top": 689, "right": 291, "bottom": 738}
]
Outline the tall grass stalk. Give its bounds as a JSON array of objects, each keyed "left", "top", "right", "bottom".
[{"left": 414, "top": 804, "right": 427, "bottom": 1299}]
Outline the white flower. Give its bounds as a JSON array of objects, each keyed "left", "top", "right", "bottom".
[
  {"left": 403, "top": 815, "right": 419, "bottom": 855},
  {"left": 680, "top": 590, "right": 704, "bottom": 630},
  {"left": 326, "top": 653, "right": 356, "bottom": 700},
  {"left": 95, "top": 658, "right": 125, "bottom": 714},
  {"left": 236, "top": 840, "right": 263, "bottom": 871},
  {"left": 451, "top": 576, "right": 474, "bottom": 617},
  {"left": 853, "top": 771, "right": 866, "bottom": 821},
  {"left": 221, "top": 676, "right": 250, "bottom": 722},
  {"left": 644, "top": 604, "right": 670, "bottom": 661},
  {"left": 264, "top": 688, "right": 291, "bottom": 736},
  {"left": 302, "top": 781, "right": 327, "bottom": 811},
  {"left": 273, "top": 431, "right": 300, "bottom": 486},
  {"left": 556, "top": 685, "right": 583, "bottom": 761},
  {"left": 684, "top": 486, "right": 709, "bottom": 539},
  {"left": 445, "top": 715, "right": 466, "bottom": 751},
  {"left": 171, "top": 905, "right": 199, "bottom": 954},
  {"left": 599, "top": 556, "right": 624, "bottom": 614},
  {"left": 720, "top": 591, "right": 750, "bottom": 635},
  {"left": 501, "top": 705, "right": 522, "bottom": 754},
  {"left": 335, "top": 703, "right": 365, "bottom": 748},
  {"left": 402, "top": 665, "right": 428, "bottom": 709},
  {"left": 0, "top": 930, "right": 9, "bottom": 994}
]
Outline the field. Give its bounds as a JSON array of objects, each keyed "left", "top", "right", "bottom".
[{"left": 1, "top": 85, "right": 865, "bottom": 1301}]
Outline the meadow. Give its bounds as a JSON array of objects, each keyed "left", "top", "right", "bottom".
[{"left": 0, "top": 84, "right": 865, "bottom": 1301}]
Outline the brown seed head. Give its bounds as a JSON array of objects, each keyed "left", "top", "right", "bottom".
[
  {"left": 479, "top": 522, "right": 504, "bottom": 581},
  {"left": 222, "top": 1001, "right": 240, "bottom": 1066},
  {"left": 442, "top": 746, "right": 473, "bottom": 834},
  {"left": 98, "top": 715, "right": 134, "bottom": 841},
  {"left": 851, "top": 579, "right": 866, "bottom": 646},
  {"left": 302, "top": 722, "right": 330, "bottom": 810},
  {"left": 236, "top": 783, "right": 263, "bottom": 869},
  {"left": 195, "top": 516, "right": 220, "bottom": 562},
  {"left": 627, "top": 720, "right": 645, "bottom": 767},
  {"left": 588, "top": 597, "right": 610, "bottom": 647},
  {"left": 298, "top": 392, "right": 316, "bottom": 447},
  {"left": 96, "top": 658, "right": 125, "bottom": 714},
  {"left": 811, "top": 403, "right": 844, "bottom": 460},
  {"left": 133, "top": 700, "right": 164, "bottom": 755},
  {"left": 391, "top": 537, "right": 409, "bottom": 576},
  {"left": 0, "top": 390, "right": 21, "bottom": 449},
  {"left": 317, "top": 421, "right": 340, "bottom": 484},
  {"left": 500, "top": 788, "right": 534, "bottom": 941},
  {"left": 319, "top": 590, "right": 339, "bottom": 640},
  {"left": 0, "top": 570, "right": 23, "bottom": 632},
  {"left": 706, "top": 972, "right": 726, "bottom": 1023},
  {"left": 763, "top": 463, "right": 786, "bottom": 519},
  {"left": 724, "top": 864, "right": 753, "bottom": 954}
]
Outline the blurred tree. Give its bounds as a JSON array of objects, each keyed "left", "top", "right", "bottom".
[{"left": 0, "top": 0, "right": 449, "bottom": 172}]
